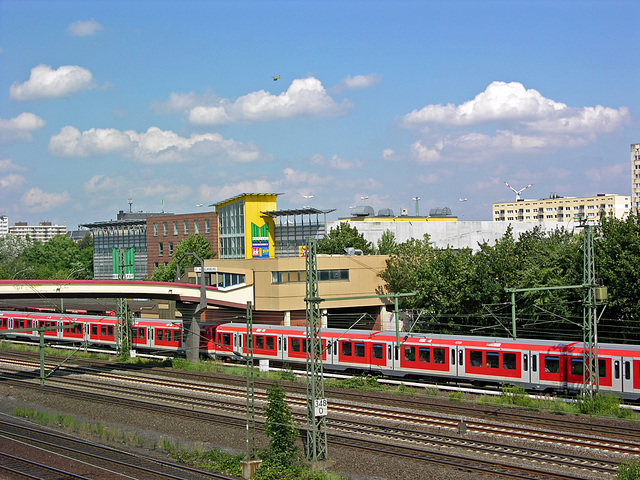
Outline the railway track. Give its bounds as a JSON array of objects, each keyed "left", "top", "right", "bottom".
[
  {"left": 0, "top": 419, "right": 238, "bottom": 480},
  {"left": 1, "top": 356, "right": 636, "bottom": 479}
]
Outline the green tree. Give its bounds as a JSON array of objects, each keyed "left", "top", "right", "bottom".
[
  {"left": 150, "top": 234, "right": 215, "bottom": 282},
  {"left": 263, "top": 381, "right": 298, "bottom": 464},
  {"left": 12, "top": 235, "right": 94, "bottom": 280},
  {"left": 317, "top": 222, "right": 374, "bottom": 255},
  {"left": 375, "top": 229, "right": 397, "bottom": 255}
]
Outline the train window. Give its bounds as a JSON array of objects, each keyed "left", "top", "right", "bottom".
[
  {"left": 27, "top": 320, "right": 32, "bottom": 328},
  {"left": 625, "top": 362, "right": 631, "bottom": 380},
  {"left": 598, "top": 359, "right": 606, "bottom": 378},
  {"left": 101, "top": 326, "right": 107, "bottom": 336},
  {"left": 451, "top": 349, "right": 455, "bottom": 365},
  {"left": 174, "top": 330, "right": 181, "bottom": 342},
  {"left": 92, "top": 325, "right": 98, "bottom": 335},
  {"left": 458, "top": 350, "right": 464, "bottom": 366},
  {"left": 132, "top": 329, "right": 138, "bottom": 339},
  {"left": 523, "top": 354, "right": 528, "bottom": 372},
  {"left": 291, "top": 338, "right": 301, "bottom": 352},
  {"left": 238, "top": 335, "right": 242, "bottom": 348},
  {"left": 266, "top": 337, "right": 275, "bottom": 350},
  {"left": 387, "top": 345, "right": 392, "bottom": 360},
  {"left": 470, "top": 350, "right": 483, "bottom": 367},
  {"left": 278, "top": 337, "right": 282, "bottom": 350},
  {"left": 157, "top": 330, "right": 164, "bottom": 341},
  {"left": 419, "top": 347, "right": 431, "bottom": 363},
  {"left": 404, "top": 346, "right": 416, "bottom": 362},
  {"left": 503, "top": 353, "right": 517, "bottom": 370},
  {"left": 342, "top": 342, "right": 352, "bottom": 356},
  {"left": 221, "top": 333, "right": 231, "bottom": 346},
  {"left": 108, "top": 326, "right": 114, "bottom": 336},
  {"left": 139, "top": 328, "right": 145, "bottom": 339},
  {"left": 532, "top": 355, "right": 537, "bottom": 372},
  {"left": 433, "top": 348, "right": 445, "bottom": 364},
  {"left": 545, "top": 356, "right": 560, "bottom": 374},
  {"left": 614, "top": 361, "right": 620, "bottom": 379},
  {"left": 486, "top": 352, "right": 499, "bottom": 369},
  {"left": 354, "top": 343, "right": 365, "bottom": 358},
  {"left": 372, "top": 344, "right": 383, "bottom": 360},
  {"left": 256, "top": 336, "right": 265, "bottom": 349},
  {"left": 395, "top": 346, "right": 398, "bottom": 361}
]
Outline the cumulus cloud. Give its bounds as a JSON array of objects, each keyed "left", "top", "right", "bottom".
[
  {"left": 199, "top": 179, "right": 280, "bottom": 203},
  {"left": 334, "top": 74, "right": 382, "bottom": 91},
  {"left": 0, "top": 174, "right": 26, "bottom": 190},
  {"left": 310, "top": 153, "right": 363, "bottom": 170},
  {"left": 151, "top": 91, "right": 220, "bottom": 114},
  {"left": 183, "top": 77, "right": 351, "bottom": 125},
  {"left": 400, "top": 81, "right": 630, "bottom": 163},
  {"left": 0, "top": 112, "right": 46, "bottom": 143},
  {"left": 67, "top": 19, "right": 104, "bottom": 37},
  {"left": 22, "top": 188, "right": 71, "bottom": 211},
  {"left": 48, "top": 125, "right": 263, "bottom": 164},
  {"left": 10, "top": 64, "right": 97, "bottom": 101},
  {"left": 0, "top": 159, "right": 28, "bottom": 173}
]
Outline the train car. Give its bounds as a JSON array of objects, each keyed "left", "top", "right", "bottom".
[{"left": 565, "top": 342, "right": 640, "bottom": 400}]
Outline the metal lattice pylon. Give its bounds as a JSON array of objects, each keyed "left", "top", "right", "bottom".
[
  {"left": 116, "top": 248, "right": 132, "bottom": 356},
  {"left": 582, "top": 224, "right": 599, "bottom": 399},
  {"left": 304, "top": 237, "right": 328, "bottom": 462}
]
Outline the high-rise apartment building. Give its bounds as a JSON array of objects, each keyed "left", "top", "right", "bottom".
[
  {"left": 9, "top": 221, "right": 66, "bottom": 242},
  {"left": 632, "top": 143, "right": 640, "bottom": 212},
  {"left": 0, "top": 215, "right": 8, "bottom": 237},
  {"left": 492, "top": 194, "right": 630, "bottom": 223}
]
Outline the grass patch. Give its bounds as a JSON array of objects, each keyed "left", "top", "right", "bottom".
[{"left": 617, "top": 457, "right": 640, "bottom": 480}]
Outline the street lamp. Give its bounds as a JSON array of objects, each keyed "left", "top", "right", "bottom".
[
  {"left": 360, "top": 196, "right": 369, "bottom": 204},
  {"left": 412, "top": 196, "right": 420, "bottom": 216}
]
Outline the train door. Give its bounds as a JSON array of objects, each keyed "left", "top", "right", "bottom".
[
  {"left": 529, "top": 351, "right": 540, "bottom": 386},
  {"left": 455, "top": 346, "right": 466, "bottom": 379},
  {"left": 621, "top": 357, "right": 634, "bottom": 394}
]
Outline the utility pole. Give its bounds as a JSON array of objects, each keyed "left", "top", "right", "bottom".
[
  {"left": 304, "top": 236, "right": 328, "bottom": 463},
  {"left": 582, "top": 222, "right": 599, "bottom": 400},
  {"left": 241, "top": 300, "right": 261, "bottom": 479},
  {"left": 116, "top": 248, "right": 132, "bottom": 357}
]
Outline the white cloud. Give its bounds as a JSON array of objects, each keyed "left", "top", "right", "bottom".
[
  {"left": 199, "top": 179, "right": 280, "bottom": 203},
  {"left": 0, "top": 174, "right": 26, "bottom": 190},
  {"left": 401, "top": 81, "right": 630, "bottom": 163},
  {"left": 310, "top": 153, "right": 363, "bottom": 170},
  {"left": 151, "top": 91, "right": 220, "bottom": 114},
  {"left": 585, "top": 163, "right": 628, "bottom": 183},
  {"left": 0, "top": 112, "right": 46, "bottom": 143},
  {"left": 0, "top": 159, "right": 28, "bottom": 172},
  {"left": 283, "top": 168, "right": 333, "bottom": 186},
  {"left": 334, "top": 74, "right": 382, "bottom": 91},
  {"left": 49, "top": 126, "right": 263, "bottom": 164},
  {"left": 186, "top": 77, "right": 352, "bottom": 125},
  {"left": 67, "top": 19, "right": 104, "bottom": 37},
  {"left": 22, "top": 188, "right": 71, "bottom": 211},
  {"left": 10, "top": 64, "right": 97, "bottom": 101}
]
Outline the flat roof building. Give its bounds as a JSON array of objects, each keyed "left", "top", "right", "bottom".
[
  {"left": 492, "top": 193, "right": 630, "bottom": 223},
  {"left": 632, "top": 143, "right": 640, "bottom": 212},
  {"left": 9, "top": 221, "right": 66, "bottom": 242}
]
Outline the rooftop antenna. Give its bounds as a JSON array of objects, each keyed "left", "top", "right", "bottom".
[
  {"left": 504, "top": 181, "right": 533, "bottom": 201},
  {"left": 127, "top": 198, "right": 133, "bottom": 213}
]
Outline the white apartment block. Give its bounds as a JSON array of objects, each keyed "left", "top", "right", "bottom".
[
  {"left": 0, "top": 215, "right": 8, "bottom": 237},
  {"left": 492, "top": 194, "right": 630, "bottom": 223},
  {"left": 9, "top": 221, "right": 66, "bottom": 242},
  {"left": 632, "top": 143, "right": 640, "bottom": 212}
]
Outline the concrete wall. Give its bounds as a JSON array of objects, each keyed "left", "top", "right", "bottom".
[{"left": 328, "top": 220, "right": 575, "bottom": 252}]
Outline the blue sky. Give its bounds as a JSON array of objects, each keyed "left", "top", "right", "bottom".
[{"left": 1, "top": 0, "right": 638, "bottom": 229}]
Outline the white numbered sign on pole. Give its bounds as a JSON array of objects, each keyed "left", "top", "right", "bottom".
[{"left": 314, "top": 398, "right": 328, "bottom": 417}]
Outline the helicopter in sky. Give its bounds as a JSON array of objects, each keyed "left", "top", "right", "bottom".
[{"left": 272, "top": 75, "right": 281, "bottom": 81}]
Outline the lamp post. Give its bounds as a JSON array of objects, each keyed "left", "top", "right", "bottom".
[{"left": 412, "top": 196, "right": 420, "bottom": 216}]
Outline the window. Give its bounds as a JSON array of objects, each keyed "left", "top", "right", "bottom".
[
  {"left": 266, "top": 336, "right": 275, "bottom": 350},
  {"left": 372, "top": 344, "right": 383, "bottom": 359},
  {"left": 157, "top": 330, "right": 164, "bottom": 341},
  {"left": 291, "top": 338, "right": 301, "bottom": 352},
  {"left": 354, "top": 342, "right": 365, "bottom": 357},
  {"left": 163, "top": 222, "right": 168, "bottom": 235},
  {"left": 545, "top": 356, "right": 560, "bottom": 374},
  {"left": 153, "top": 223, "right": 158, "bottom": 236},
  {"left": 173, "top": 221, "right": 178, "bottom": 235},
  {"left": 169, "top": 242, "right": 173, "bottom": 255},
  {"left": 159, "top": 243, "right": 163, "bottom": 256},
  {"left": 404, "top": 346, "right": 416, "bottom": 362},
  {"left": 503, "top": 353, "right": 517, "bottom": 370},
  {"left": 256, "top": 336, "right": 264, "bottom": 349},
  {"left": 194, "top": 220, "right": 199, "bottom": 234},
  {"left": 419, "top": 347, "right": 431, "bottom": 363},
  {"left": 470, "top": 350, "right": 482, "bottom": 367},
  {"left": 486, "top": 352, "right": 499, "bottom": 368},
  {"left": 184, "top": 220, "right": 189, "bottom": 234},
  {"left": 205, "top": 219, "right": 210, "bottom": 233},
  {"left": 433, "top": 348, "right": 445, "bottom": 364},
  {"left": 341, "top": 342, "right": 352, "bottom": 356}
]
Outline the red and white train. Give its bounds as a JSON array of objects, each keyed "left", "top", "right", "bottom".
[{"left": 2, "top": 310, "right": 640, "bottom": 400}]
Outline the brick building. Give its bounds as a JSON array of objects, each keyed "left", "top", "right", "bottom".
[{"left": 146, "top": 211, "right": 218, "bottom": 277}]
